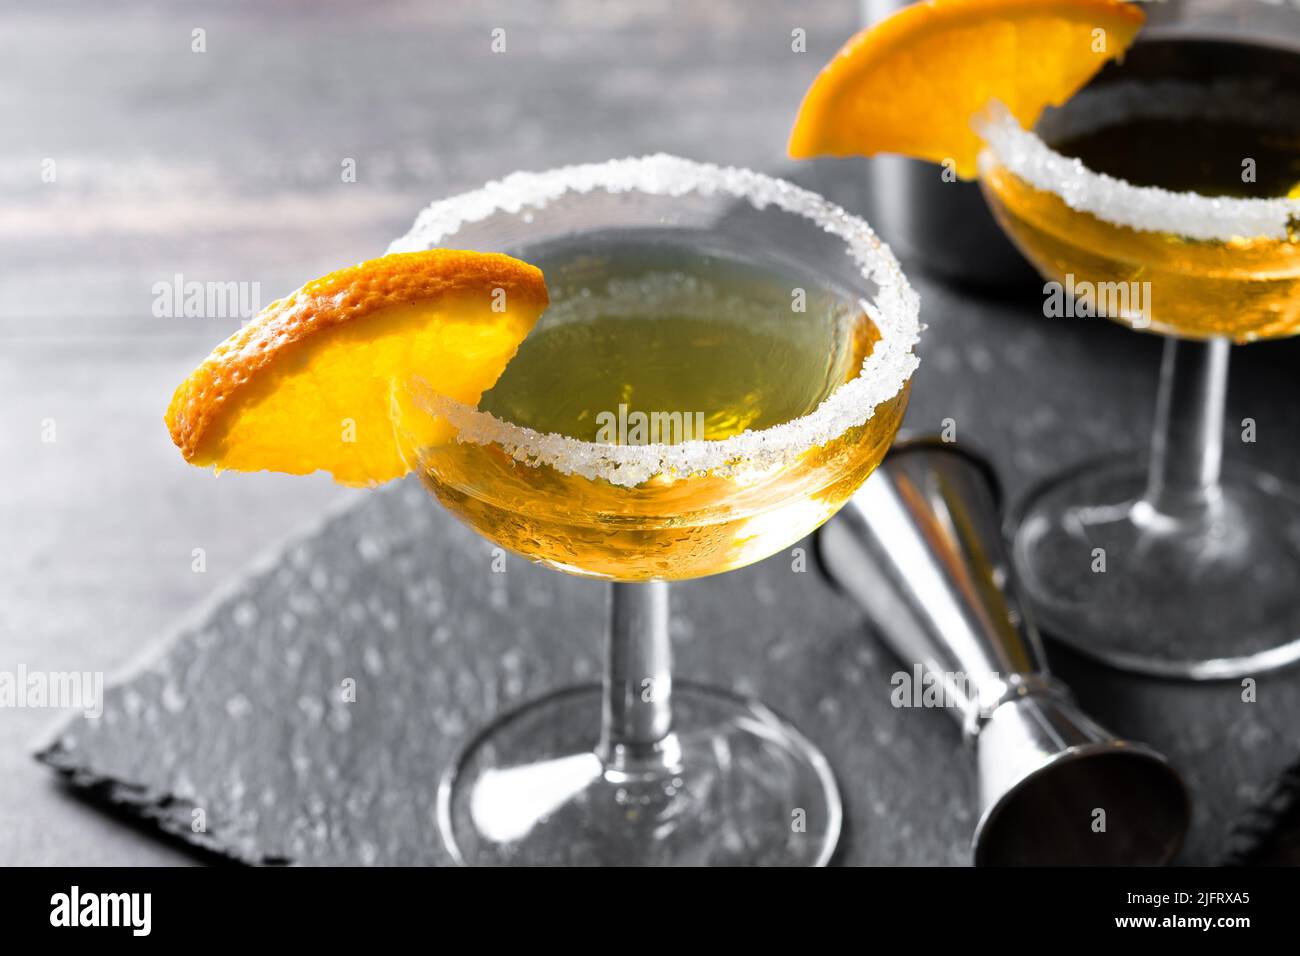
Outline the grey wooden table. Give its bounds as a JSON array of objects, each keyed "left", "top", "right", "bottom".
[{"left": 5, "top": 0, "right": 1300, "bottom": 865}]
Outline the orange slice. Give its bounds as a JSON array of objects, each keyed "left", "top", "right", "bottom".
[
  {"left": 788, "top": 0, "right": 1145, "bottom": 178},
  {"left": 165, "top": 250, "right": 548, "bottom": 486}
]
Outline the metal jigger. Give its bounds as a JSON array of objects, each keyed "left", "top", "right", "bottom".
[{"left": 817, "top": 438, "right": 1191, "bottom": 865}]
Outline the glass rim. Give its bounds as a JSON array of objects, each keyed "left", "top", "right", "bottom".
[
  {"left": 975, "top": 100, "right": 1300, "bottom": 243},
  {"left": 389, "top": 154, "right": 920, "bottom": 489}
]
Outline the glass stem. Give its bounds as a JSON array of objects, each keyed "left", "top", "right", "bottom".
[
  {"left": 1143, "top": 337, "right": 1231, "bottom": 518},
  {"left": 598, "top": 581, "right": 676, "bottom": 772}
]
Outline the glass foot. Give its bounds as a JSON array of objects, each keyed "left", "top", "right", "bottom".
[
  {"left": 437, "top": 682, "right": 842, "bottom": 866},
  {"left": 1011, "top": 456, "right": 1300, "bottom": 679}
]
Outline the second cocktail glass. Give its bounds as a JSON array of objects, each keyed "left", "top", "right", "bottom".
[
  {"left": 388, "top": 155, "right": 919, "bottom": 864},
  {"left": 978, "top": 19, "right": 1300, "bottom": 678}
]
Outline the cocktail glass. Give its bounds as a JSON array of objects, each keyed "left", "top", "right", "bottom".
[
  {"left": 978, "top": 5, "right": 1300, "bottom": 678},
  {"left": 387, "top": 155, "right": 919, "bottom": 864}
]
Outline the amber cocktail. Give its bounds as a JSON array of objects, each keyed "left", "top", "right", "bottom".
[{"left": 389, "top": 155, "right": 920, "bottom": 865}]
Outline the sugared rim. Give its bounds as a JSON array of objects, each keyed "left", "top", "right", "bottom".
[
  {"left": 388, "top": 154, "right": 920, "bottom": 488},
  {"left": 976, "top": 100, "right": 1300, "bottom": 243}
]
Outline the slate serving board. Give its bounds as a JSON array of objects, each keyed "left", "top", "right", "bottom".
[
  {"left": 38, "top": 478, "right": 979, "bottom": 866},
  {"left": 35, "top": 469, "right": 1300, "bottom": 865}
]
